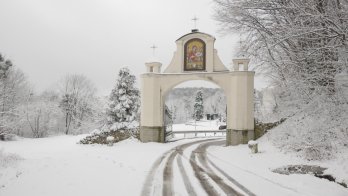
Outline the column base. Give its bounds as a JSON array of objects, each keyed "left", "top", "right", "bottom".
[
  {"left": 140, "top": 126, "right": 165, "bottom": 143},
  {"left": 226, "top": 129, "right": 254, "bottom": 146}
]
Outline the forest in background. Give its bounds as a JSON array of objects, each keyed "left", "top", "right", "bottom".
[
  {"left": 165, "top": 87, "right": 227, "bottom": 124},
  {"left": 0, "top": 54, "right": 107, "bottom": 138}
]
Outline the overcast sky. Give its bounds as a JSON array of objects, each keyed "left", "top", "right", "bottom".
[{"left": 0, "top": 0, "right": 267, "bottom": 95}]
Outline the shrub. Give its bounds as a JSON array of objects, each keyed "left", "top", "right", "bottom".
[{"left": 79, "top": 127, "right": 139, "bottom": 145}]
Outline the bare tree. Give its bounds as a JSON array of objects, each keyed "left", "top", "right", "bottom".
[
  {"left": 213, "top": 0, "right": 348, "bottom": 159},
  {"left": 213, "top": 0, "right": 348, "bottom": 100},
  {"left": 22, "top": 92, "right": 60, "bottom": 138},
  {"left": 59, "top": 74, "right": 97, "bottom": 135}
]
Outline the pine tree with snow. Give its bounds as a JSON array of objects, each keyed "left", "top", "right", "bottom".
[
  {"left": 193, "top": 90, "right": 204, "bottom": 121},
  {"left": 107, "top": 67, "right": 140, "bottom": 126}
]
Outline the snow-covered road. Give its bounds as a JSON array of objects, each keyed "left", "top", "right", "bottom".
[
  {"left": 142, "top": 138, "right": 253, "bottom": 196},
  {"left": 1, "top": 135, "right": 347, "bottom": 196}
]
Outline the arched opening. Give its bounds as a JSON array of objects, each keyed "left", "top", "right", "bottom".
[{"left": 163, "top": 80, "right": 227, "bottom": 141}]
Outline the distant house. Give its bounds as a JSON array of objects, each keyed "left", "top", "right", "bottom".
[{"left": 206, "top": 113, "right": 219, "bottom": 120}]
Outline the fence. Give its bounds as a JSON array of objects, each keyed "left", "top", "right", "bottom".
[{"left": 166, "top": 130, "right": 226, "bottom": 139}]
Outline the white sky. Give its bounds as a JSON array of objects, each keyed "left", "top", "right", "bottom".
[{"left": 0, "top": 0, "right": 267, "bottom": 95}]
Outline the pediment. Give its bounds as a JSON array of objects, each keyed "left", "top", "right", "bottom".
[{"left": 163, "top": 30, "right": 229, "bottom": 73}]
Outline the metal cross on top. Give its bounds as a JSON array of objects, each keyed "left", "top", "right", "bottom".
[
  {"left": 192, "top": 16, "right": 199, "bottom": 29},
  {"left": 150, "top": 44, "right": 157, "bottom": 56}
]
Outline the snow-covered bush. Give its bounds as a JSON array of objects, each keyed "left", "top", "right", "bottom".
[
  {"left": 0, "top": 134, "right": 19, "bottom": 141},
  {"left": 79, "top": 127, "right": 139, "bottom": 145},
  {"left": 265, "top": 99, "right": 348, "bottom": 160},
  {"left": 0, "top": 149, "right": 22, "bottom": 168},
  {"left": 254, "top": 74, "right": 348, "bottom": 160}
]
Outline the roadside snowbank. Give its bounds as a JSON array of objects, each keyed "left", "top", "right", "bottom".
[
  {"left": 265, "top": 101, "right": 348, "bottom": 161},
  {"left": 208, "top": 139, "right": 348, "bottom": 196}
]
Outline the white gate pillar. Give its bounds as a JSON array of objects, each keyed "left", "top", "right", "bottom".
[
  {"left": 140, "top": 73, "right": 165, "bottom": 142},
  {"left": 226, "top": 71, "right": 255, "bottom": 145}
]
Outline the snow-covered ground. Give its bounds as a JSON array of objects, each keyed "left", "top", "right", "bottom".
[
  {"left": 171, "top": 119, "right": 225, "bottom": 138},
  {"left": 208, "top": 138, "right": 348, "bottom": 196},
  {"left": 1, "top": 134, "right": 347, "bottom": 196},
  {"left": 0, "top": 135, "right": 193, "bottom": 196},
  {"left": 172, "top": 119, "right": 223, "bottom": 131}
]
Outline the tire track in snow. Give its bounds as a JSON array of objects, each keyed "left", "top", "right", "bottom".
[
  {"left": 141, "top": 139, "right": 216, "bottom": 196},
  {"left": 196, "top": 140, "right": 256, "bottom": 196},
  {"left": 141, "top": 148, "right": 173, "bottom": 196},
  {"left": 194, "top": 140, "right": 244, "bottom": 195},
  {"left": 189, "top": 149, "right": 221, "bottom": 196},
  {"left": 176, "top": 155, "right": 196, "bottom": 196},
  {"left": 207, "top": 158, "right": 256, "bottom": 196},
  {"left": 162, "top": 139, "right": 217, "bottom": 196},
  {"left": 142, "top": 138, "right": 255, "bottom": 196},
  {"left": 190, "top": 140, "right": 249, "bottom": 196}
]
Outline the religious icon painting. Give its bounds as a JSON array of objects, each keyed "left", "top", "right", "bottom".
[{"left": 184, "top": 38, "right": 206, "bottom": 71}]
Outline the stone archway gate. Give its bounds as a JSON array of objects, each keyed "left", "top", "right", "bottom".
[{"left": 140, "top": 30, "right": 255, "bottom": 146}]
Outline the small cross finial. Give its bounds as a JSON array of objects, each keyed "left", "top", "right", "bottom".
[
  {"left": 192, "top": 16, "right": 199, "bottom": 29},
  {"left": 150, "top": 44, "right": 157, "bottom": 56}
]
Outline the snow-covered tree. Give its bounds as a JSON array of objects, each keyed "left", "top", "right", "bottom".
[
  {"left": 58, "top": 74, "right": 96, "bottom": 135},
  {"left": 0, "top": 54, "right": 31, "bottom": 137},
  {"left": 193, "top": 90, "right": 204, "bottom": 121},
  {"left": 213, "top": 0, "right": 348, "bottom": 100},
  {"left": 0, "top": 53, "right": 12, "bottom": 79},
  {"left": 21, "top": 93, "right": 59, "bottom": 138},
  {"left": 213, "top": 0, "right": 348, "bottom": 160},
  {"left": 107, "top": 67, "right": 140, "bottom": 126}
]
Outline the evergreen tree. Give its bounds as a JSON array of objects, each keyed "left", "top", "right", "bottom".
[
  {"left": 193, "top": 90, "right": 204, "bottom": 121},
  {"left": 108, "top": 67, "right": 140, "bottom": 124}
]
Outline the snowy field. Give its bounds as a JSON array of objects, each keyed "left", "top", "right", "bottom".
[
  {"left": 0, "top": 135, "right": 191, "bottom": 196},
  {"left": 171, "top": 120, "right": 226, "bottom": 138},
  {"left": 172, "top": 120, "right": 222, "bottom": 131},
  {"left": 1, "top": 133, "right": 347, "bottom": 196}
]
